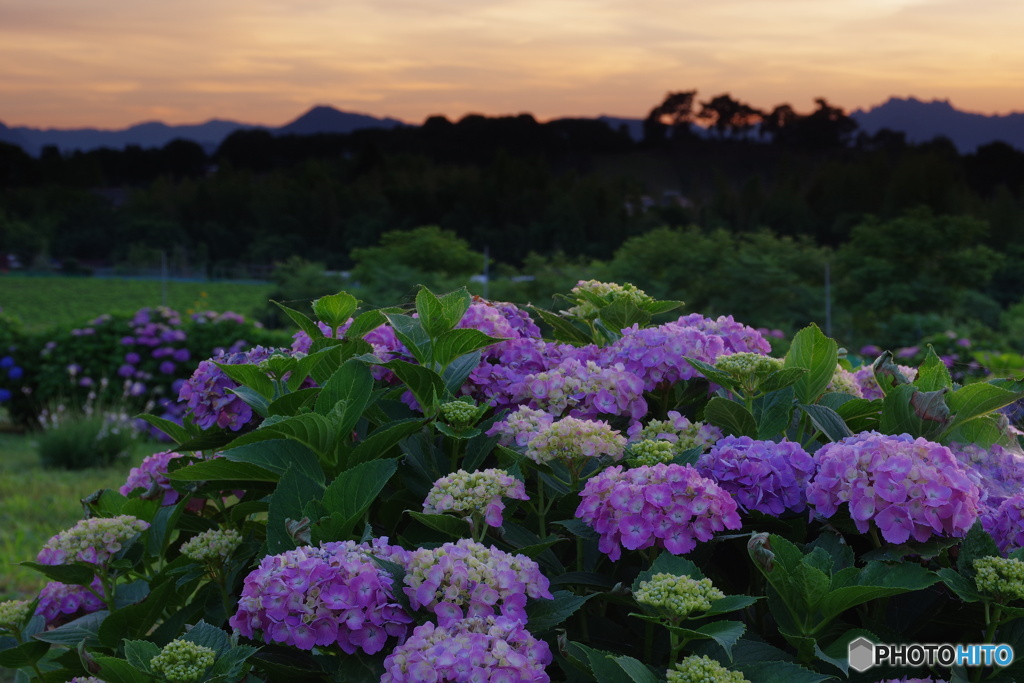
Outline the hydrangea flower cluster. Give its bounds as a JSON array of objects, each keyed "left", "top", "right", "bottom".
[
  {"left": 873, "top": 679, "right": 948, "bottom": 683},
  {"left": 510, "top": 357, "right": 647, "bottom": 423},
  {"left": 806, "top": 432, "right": 980, "bottom": 544},
  {"left": 120, "top": 450, "right": 190, "bottom": 505},
  {"left": 564, "top": 280, "right": 654, "bottom": 320},
  {"left": 381, "top": 616, "right": 553, "bottom": 683},
  {"left": 487, "top": 407, "right": 556, "bottom": 448},
  {"left": 178, "top": 345, "right": 277, "bottom": 430},
  {"left": 231, "top": 539, "right": 412, "bottom": 654},
  {"left": 576, "top": 464, "right": 742, "bottom": 561},
  {"left": 714, "top": 352, "right": 785, "bottom": 393},
  {"left": 987, "top": 494, "right": 1024, "bottom": 553},
  {"left": 827, "top": 364, "right": 863, "bottom": 397},
  {"left": 626, "top": 439, "right": 678, "bottom": 466},
  {"left": 181, "top": 528, "right": 243, "bottom": 563},
  {"left": 523, "top": 416, "right": 627, "bottom": 467},
  {"left": 403, "top": 539, "right": 552, "bottom": 626},
  {"left": 439, "top": 398, "right": 479, "bottom": 429},
  {"left": 974, "top": 556, "right": 1024, "bottom": 601},
  {"left": 37, "top": 515, "right": 150, "bottom": 566},
  {"left": 676, "top": 313, "right": 772, "bottom": 355},
  {"left": 634, "top": 574, "right": 724, "bottom": 619},
  {"left": 599, "top": 322, "right": 725, "bottom": 392},
  {"left": 149, "top": 639, "right": 216, "bottom": 682},
  {"left": 949, "top": 442, "right": 1024, "bottom": 520},
  {"left": 67, "top": 677, "right": 105, "bottom": 683},
  {"left": 627, "top": 411, "right": 723, "bottom": 454},
  {"left": 0, "top": 599, "right": 30, "bottom": 632},
  {"left": 667, "top": 655, "right": 749, "bottom": 683},
  {"left": 697, "top": 437, "right": 816, "bottom": 516},
  {"left": 36, "top": 577, "right": 105, "bottom": 625},
  {"left": 423, "top": 469, "right": 528, "bottom": 528},
  {"left": 852, "top": 364, "right": 918, "bottom": 401}
]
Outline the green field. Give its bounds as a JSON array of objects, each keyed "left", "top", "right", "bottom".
[
  {"left": 0, "top": 433, "right": 162, "bottom": 600},
  {"left": 0, "top": 275, "right": 275, "bottom": 332}
]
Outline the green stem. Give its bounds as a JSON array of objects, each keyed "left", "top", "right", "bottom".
[
  {"left": 449, "top": 439, "right": 462, "bottom": 472},
  {"left": 973, "top": 602, "right": 1002, "bottom": 683},
  {"left": 537, "top": 481, "right": 546, "bottom": 538}
]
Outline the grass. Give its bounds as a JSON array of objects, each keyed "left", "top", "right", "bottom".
[
  {"left": 0, "top": 432, "right": 164, "bottom": 601},
  {"left": 0, "top": 275, "right": 275, "bottom": 332}
]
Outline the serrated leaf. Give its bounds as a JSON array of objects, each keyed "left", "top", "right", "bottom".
[
  {"left": 229, "top": 385, "right": 271, "bottom": 417},
  {"left": 20, "top": 562, "right": 95, "bottom": 586},
  {"left": 166, "top": 458, "right": 279, "bottom": 483},
  {"left": 123, "top": 640, "right": 160, "bottom": 674},
  {"left": 267, "top": 387, "right": 320, "bottom": 417},
  {"left": 785, "top": 324, "right": 838, "bottom": 404},
  {"left": 0, "top": 641, "right": 48, "bottom": 668},
  {"left": 759, "top": 367, "right": 808, "bottom": 395},
  {"left": 916, "top": 345, "right": 954, "bottom": 392},
  {"left": 704, "top": 397, "right": 757, "bottom": 438},
  {"left": 314, "top": 359, "right": 374, "bottom": 441},
  {"left": 346, "top": 418, "right": 425, "bottom": 469},
  {"left": 433, "top": 329, "right": 506, "bottom": 369},
  {"left": 385, "top": 313, "right": 432, "bottom": 366},
  {"left": 321, "top": 458, "right": 398, "bottom": 538},
  {"left": 526, "top": 591, "right": 593, "bottom": 632},
  {"left": 226, "top": 412, "right": 338, "bottom": 462},
  {"left": 416, "top": 286, "right": 456, "bottom": 338},
  {"left": 181, "top": 620, "right": 231, "bottom": 655},
  {"left": 938, "top": 567, "right": 982, "bottom": 602},
  {"left": 683, "top": 356, "right": 738, "bottom": 388},
  {"left": 214, "top": 363, "right": 276, "bottom": 400},
  {"left": 94, "top": 655, "right": 154, "bottom": 683},
  {"left": 134, "top": 414, "right": 192, "bottom": 445},
  {"left": 705, "top": 594, "right": 761, "bottom": 617},
  {"left": 736, "top": 660, "right": 835, "bottom": 683},
  {"left": 31, "top": 610, "right": 107, "bottom": 647},
  {"left": 944, "top": 382, "right": 1024, "bottom": 434},
  {"left": 267, "top": 466, "right": 325, "bottom": 553},
  {"left": 378, "top": 359, "right": 447, "bottom": 413},
  {"left": 222, "top": 439, "right": 324, "bottom": 484},
  {"left": 272, "top": 300, "right": 324, "bottom": 339},
  {"left": 312, "top": 292, "right": 358, "bottom": 329},
  {"left": 528, "top": 306, "right": 593, "bottom": 346}
]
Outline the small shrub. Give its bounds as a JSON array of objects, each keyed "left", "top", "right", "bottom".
[{"left": 36, "top": 410, "right": 137, "bottom": 470}]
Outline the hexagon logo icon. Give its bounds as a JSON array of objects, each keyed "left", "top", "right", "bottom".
[{"left": 848, "top": 637, "right": 875, "bottom": 673}]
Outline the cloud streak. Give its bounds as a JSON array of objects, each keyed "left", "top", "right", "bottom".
[{"left": 1, "top": 0, "right": 1022, "bottom": 127}]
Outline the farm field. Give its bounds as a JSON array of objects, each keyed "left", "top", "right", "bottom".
[
  {"left": 0, "top": 275, "right": 275, "bottom": 332},
  {"left": 0, "top": 433, "right": 162, "bottom": 601}
]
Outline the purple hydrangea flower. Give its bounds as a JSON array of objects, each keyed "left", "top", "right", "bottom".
[
  {"left": 675, "top": 313, "right": 773, "bottom": 355},
  {"left": 35, "top": 577, "right": 105, "bottom": 626},
  {"left": 230, "top": 538, "right": 412, "bottom": 654},
  {"left": 576, "top": 463, "right": 742, "bottom": 561},
  {"left": 806, "top": 432, "right": 980, "bottom": 544},
  {"left": 697, "top": 436, "right": 816, "bottom": 515},
  {"left": 949, "top": 442, "right": 1024, "bottom": 539},
  {"left": 381, "top": 616, "right": 553, "bottom": 683},
  {"left": 178, "top": 345, "right": 278, "bottom": 430},
  {"left": 487, "top": 407, "right": 556, "bottom": 448},
  {"left": 509, "top": 356, "right": 647, "bottom": 424},
  {"left": 290, "top": 320, "right": 354, "bottom": 354},
  {"left": 402, "top": 539, "right": 552, "bottom": 626},
  {"left": 987, "top": 494, "right": 1024, "bottom": 554},
  {"left": 120, "top": 450, "right": 189, "bottom": 506}
]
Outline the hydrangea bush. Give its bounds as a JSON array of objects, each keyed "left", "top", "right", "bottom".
[{"left": 5, "top": 282, "right": 1024, "bottom": 683}]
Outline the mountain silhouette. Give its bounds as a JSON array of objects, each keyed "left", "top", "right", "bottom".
[
  {"left": 851, "top": 97, "right": 1024, "bottom": 153},
  {"left": 0, "top": 106, "right": 405, "bottom": 156}
]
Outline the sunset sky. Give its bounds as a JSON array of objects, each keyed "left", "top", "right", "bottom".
[{"left": 2, "top": 0, "right": 1023, "bottom": 129}]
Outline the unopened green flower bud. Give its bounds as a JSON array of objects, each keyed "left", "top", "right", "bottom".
[
  {"left": 634, "top": 573, "right": 725, "bottom": 619},
  {"left": 181, "top": 528, "right": 242, "bottom": 564},
  {"left": 667, "top": 654, "right": 749, "bottom": 683},
  {"left": 440, "top": 399, "right": 478, "bottom": 429},
  {"left": 627, "top": 439, "right": 677, "bottom": 466},
  {"left": 150, "top": 639, "right": 216, "bottom": 682},
  {"left": 0, "top": 599, "right": 31, "bottom": 631},
  {"left": 715, "top": 353, "right": 783, "bottom": 393},
  {"left": 975, "top": 556, "right": 1024, "bottom": 602}
]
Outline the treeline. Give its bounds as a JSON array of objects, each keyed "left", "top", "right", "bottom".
[{"left": 3, "top": 90, "right": 1024, "bottom": 346}]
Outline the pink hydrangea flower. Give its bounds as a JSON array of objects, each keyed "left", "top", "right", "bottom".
[{"left": 698, "top": 436, "right": 815, "bottom": 515}]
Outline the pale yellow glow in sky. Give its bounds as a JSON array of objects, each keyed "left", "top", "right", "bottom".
[{"left": 1, "top": 0, "right": 1022, "bottom": 128}]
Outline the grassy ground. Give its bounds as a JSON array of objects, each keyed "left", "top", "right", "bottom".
[
  {"left": 0, "top": 275, "right": 275, "bottom": 332},
  {"left": 0, "top": 433, "right": 163, "bottom": 600}
]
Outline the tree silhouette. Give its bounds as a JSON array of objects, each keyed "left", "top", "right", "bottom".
[
  {"left": 696, "top": 94, "right": 764, "bottom": 138},
  {"left": 643, "top": 90, "right": 697, "bottom": 144}
]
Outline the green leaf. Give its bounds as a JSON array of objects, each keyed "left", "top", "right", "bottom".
[
  {"left": 416, "top": 286, "right": 469, "bottom": 338},
  {"left": 943, "top": 415, "right": 1004, "bottom": 448},
  {"left": 267, "top": 466, "right": 325, "bottom": 553},
  {"left": 227, "top": 412, "right": 338, "bottom": 462},
  {"left": 834, "top": 397, "right": 881, "bottom": 433},
  {"left": 598, "top": 297, "right": 653, "bottom": 331},
  {"left": 123, "top": 640, "right": 161, "bottom": 674},
  {"left": 879, "top": 384, "right": 940, "bottom": 438},
  {"left": 632, "top": 552, "right": 702, "bottom": 593},
  {"left": 443, "top": 350, "right": 482, "bottom": 395},
  {"left": 20, "top": 562, "right": 94, "bottom": 586},
  {"left": 958, "top": 522, "right": 1001, "bottom": 581},
  {"left": 694, "top": 620, "right": 746, "bottom": 660},
  {"left": 759, "top": 367, "right": 808, "bottom": 395},
  {"left": 134, "top": 414, "right": 192, "bottom": 445},
  {"left": 798, "top": 404, "right": 852, "bottom": 442},
  {"left": 407, "top": 511, "right": 471, "bottom": 538},
  {"left": 528, "top": 306, "right": 593, "bottom": 346},
  {"left": 433, "top": 329, "right": 506, "bottom": 369},
  {"left": 267, "top": 387, "right": 320, "bottom": 417},
  {"left": 705, "top": 594, "right": 761, "bottom": 617},
  {"left": 378, "top": 359, "right": 447, "bottom": 413},
  {"left": 272, "top": 300, "right": 324, "bottom": 340},
  {"left": 704, "top": 397, "right": 757, "bottom": 438},
  {"left": 944, "top": 382, "right": 1024, "bottom": 433},
  {"left": 916, "top": 345, "right": 954, "bottom": 391},
  {"left": 820, "top": 562, "right": 938, "bottom": 621},
  {"left": 0, "top": 641, "right": 48, "bottom": 668},
  {"left": 222, "top": 439, "right": 325, "bottom": 485},
  {"left": 312, "top": 291, "right": 358, "bottom": 329},
  {"left": 871, "top": 350, "right": 912, "bottom": 396},
  {"left": 321, "top": 458, "right": 398, "bottom": 537},
  {"left": 385, "top": 313, "right": 432, "bottom": 366},
  {"left": 346, "top": 308, "right": 398, "bottom": 340},
  {"left": 94, "top": 655, "right": 155, "bottom": 683},
  {"left": 526, "top": 590, "right": 593, "bottom": 633},
  {"left": 610, "top": 655, "right": 659, "bottom": 683},
  {"left": 214, "top": 362, "right": 275, "bottom": 399},
  {"left": 683, "top": 357, "right": 738, "bottom": 388},
  {"left": 166, "top": 458, "right": 279, "bottom": 483},
  {"left": 750, "top": 535, "right": 829, "bottom": 629},
  {"left": 31, "top": 610, "right": 107, "bottom": 647},
  {"left": 572, "top": 643, "right": 638, "bottom": 683},
  {"left": 736, "top": 660, "right": 836, "bottom": 683},
  {"left": 229, "top": 385, "right": 271, "bottom": 418},
  {"left": 938, "top": 567, "right": 982, "bottom": 602},
  {"left": 315, "top": 359, "right": 375, "bottom": 440},
  {"left": 180, "top": 620, "right": 232, "bottom": 655},
  {"left": 347, "top": 418, "right": 425, "bottom": 469},
  {"left": 784, "top": 323, "right": 838, "bottom": 404}
]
